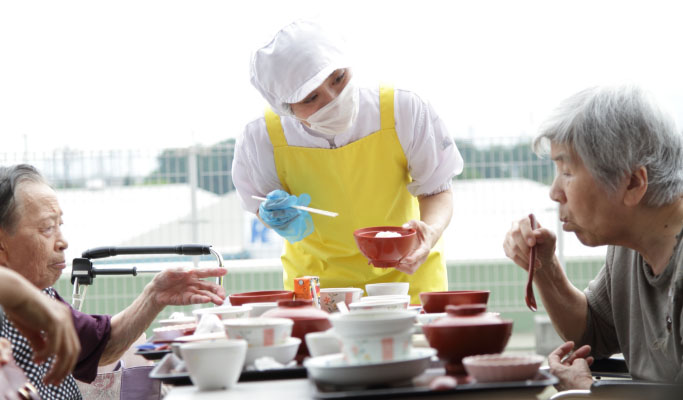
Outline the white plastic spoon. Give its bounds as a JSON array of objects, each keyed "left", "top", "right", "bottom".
[{"left": 251, "top": 195, "right": 338, "bottom": 218}]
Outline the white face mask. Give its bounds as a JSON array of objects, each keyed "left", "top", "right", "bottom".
[{"left": 304, "top": 80, "right": 359, "bottom": 135}]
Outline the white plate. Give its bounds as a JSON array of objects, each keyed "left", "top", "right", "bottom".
[
  {"left": 173, "top": 332, "right": 226, "bottom": 343},
  {"left": 244, "top": 337, "right": 301, "bottom": 366},
  {"left": 304, "top": 347, "right": 436, "bottom": 386}
]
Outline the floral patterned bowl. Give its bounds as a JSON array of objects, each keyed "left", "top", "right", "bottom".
[
  {"left": 339, "top": 328, "right": 413, "bottom": 364},
  {"left": 320, "top": 288, "right": 363, "bottom": 313},
  {"left": 222, "top": 317, "right": 293, "bottom": 347}
]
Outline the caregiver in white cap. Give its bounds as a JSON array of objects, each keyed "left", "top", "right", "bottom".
[{"left": 232, "top": 20, "right": 463, "bottom": 303}]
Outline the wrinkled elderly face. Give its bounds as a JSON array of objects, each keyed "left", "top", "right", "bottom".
[
  {"left": 0, "top": 182, "right": 68, "bottom": 289},
  {"left": 549, "top": 142, "right": 626, "bottom": 247}
]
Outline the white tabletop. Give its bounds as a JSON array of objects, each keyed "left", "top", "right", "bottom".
[
  {"left": 164, "top": 378, "right": 313, "bottom": 400},
  {"left": 164, "top": 376, "right": 556, "bottom": 400}
]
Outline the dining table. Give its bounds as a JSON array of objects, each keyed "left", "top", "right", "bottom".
[
  {"left": 163, "top": 367, "right": 559, "bottom": 400},
  {"left": 157, "top": 330, "right": 561, "bottom": 400}
]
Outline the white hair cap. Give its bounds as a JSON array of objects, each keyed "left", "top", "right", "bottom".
[{"left": 250, "top": 20, "right": 349, "bottom": 116}]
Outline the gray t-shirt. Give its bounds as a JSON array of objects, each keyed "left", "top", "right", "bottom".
[{"left": 581, "top": 232, "right": 683, "bottom": 382}]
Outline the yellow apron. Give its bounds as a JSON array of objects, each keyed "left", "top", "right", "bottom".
[{"left": 264, "top": 86, "right": 447, "bottom": 304}]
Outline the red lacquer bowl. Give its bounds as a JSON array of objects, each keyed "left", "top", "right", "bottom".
[
  {"left": 422, "top": 304, "right": 513, "bottom": 376},
  {"left": 419, "top": 290, "right": 490, "bottom": 314},
  {"left": 353, "top": 226, "right": 417, "bottom": 268},
  {"left": 229, "top": 290, "right": 294, "bottom": 306}
]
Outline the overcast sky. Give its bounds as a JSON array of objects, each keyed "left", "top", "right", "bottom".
[{"left": 2, "top": 0, "right": 682, "bottom": 154}]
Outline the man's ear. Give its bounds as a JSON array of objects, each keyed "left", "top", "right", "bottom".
[{"left": 624, "top": 166, "right": 648, "bottom": 207}]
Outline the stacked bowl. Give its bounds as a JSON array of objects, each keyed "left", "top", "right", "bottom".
[
  {"left": 422, "top": 304, "right": 513, "bottom": 377},
  {"left": 329, "top": 310, "right": 416, "bottom": 364},
  {"left": 222, "top": 317, "right": 300, "bottom": 366}
]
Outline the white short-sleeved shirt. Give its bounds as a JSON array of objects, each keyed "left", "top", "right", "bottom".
[{"left": 232, "top": 87, "right": 464, "bottom": 213}]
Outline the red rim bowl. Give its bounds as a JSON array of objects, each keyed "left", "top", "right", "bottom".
[
  {"left": 353, "top": 226, "right": 417, "bottom": 268},
  {"left": 229, "top": 290, "right": 294, "bottom": 306},
  {"left": 419, "top": 290, "right": 490, "bottom": 314}
]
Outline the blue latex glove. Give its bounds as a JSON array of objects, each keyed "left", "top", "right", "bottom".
[{"left": 258, "top": 190, "right": 314, "bottom": 243}]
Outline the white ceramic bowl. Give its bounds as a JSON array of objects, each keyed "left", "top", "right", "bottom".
[
  {"left": 462, "top": 354, "right": 545, "bottom": 382},
  {"left": 340, "top": 328, "right": 413, "bottom": 364},
  {"left": 222, "top": 317, "right": 293, "bottom": 347},
  {"left": 305, "top": 329, "right": 342, "bottom": 357},
  {"left": 180, "top": 339, "right": 247, "bottom": 391},
  {"left": 349, "top": 298, "right": 409, "bottom": 312},
  {"left": 320, "top": 288, "right": 363, "bottom": 313},
  {"left": 329, "top": 310, "right": 416, "bottom": 337},
  {"left": 192, "top": 305, "right": 252, "bottom": 321},
  {"left": 365, "top": 282, "right": 410, "bottom": 296},
  {"left": 246, "top": 302, "right": 278, "bottom": 317},
  {"left": 359, "top": 295, "right": 411, "bottom": 303},
  {"left": 244, "top": 337, "right": 301, "bottom": 366}
]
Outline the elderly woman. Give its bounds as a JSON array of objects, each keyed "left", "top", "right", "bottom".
[
  {"left": 503, "top": 86, "right": 683, "bottom": 389},
  {"left": 0, "top": 164, "right": 228, "bottom": 399},
  {"left": 232, "top": 20, "right": 463, "bottom": 303}
]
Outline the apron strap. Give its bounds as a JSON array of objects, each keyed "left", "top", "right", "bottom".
[
  {"left": 264, "top": 108, "right": 288, "bottom": 148},
  {"left": 379, "top": 85, "right": 395, "bottom": 131}
]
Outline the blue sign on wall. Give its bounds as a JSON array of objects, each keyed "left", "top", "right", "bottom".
[{"left": 250, "top": 218, "right": 270, "bottom": 244}]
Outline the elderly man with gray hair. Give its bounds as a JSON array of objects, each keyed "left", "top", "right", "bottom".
[
  {"left": 0, "top": 164, "right": 228, "bottom": 399},
  {"left": 503, "top": 86, "right": 683, "bottom": 390}
]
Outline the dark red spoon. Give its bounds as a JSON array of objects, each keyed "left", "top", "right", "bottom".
[{"left": 525, "top": 213, "right": 538, "bottom": 312}]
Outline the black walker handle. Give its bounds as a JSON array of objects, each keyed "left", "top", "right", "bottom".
[{"left": 81, "top": 244, "right": 211, "bottom": 259}]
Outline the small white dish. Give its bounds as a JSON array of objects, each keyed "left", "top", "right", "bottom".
[
  {"left": 159, "top": 316, "right": 196, "bottom": 327},
  {"left": 173, "top": 332, "right": 227, "bottom": 343},
  {"left": 350, "top": 298, "right": 409, "bottom": 312},
  {"left": 152, "top": 323, "right": 196, "bottom": 342},
  {"left": 463, "top": 353, "right": 545, "bottom": 382},
  {"left": 304, "top": 347, "right": 436, "bottom": 386},
  {"left": 244, "top": 337, "right": 301, "bottom": 366}
]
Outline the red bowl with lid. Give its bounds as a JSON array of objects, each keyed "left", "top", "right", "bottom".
[
  {"left": 419, "top": 290, "right": 490, "bottom": 313},
  {"left": 353, "top": 226, "right": 417, "bottom": 268},
  {"left": 229, "top": 290, "right": 294, "bottom": 306},
  {"left": 422, "top": 304, "right": 513, "bottom": 376}
]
